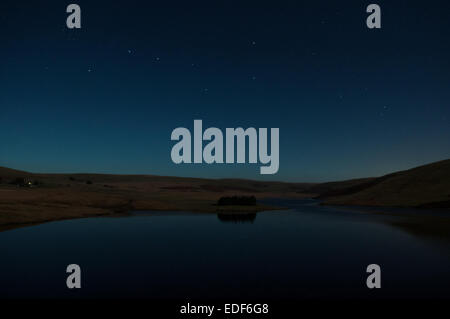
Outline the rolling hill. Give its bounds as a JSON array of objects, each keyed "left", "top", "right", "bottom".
[{"left": 318, "top": 159, "right": 450, "bottom": 208}]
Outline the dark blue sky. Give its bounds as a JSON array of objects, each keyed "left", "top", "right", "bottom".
[{"left": 1, "top": 0, "right": 449, "bottom": 182}]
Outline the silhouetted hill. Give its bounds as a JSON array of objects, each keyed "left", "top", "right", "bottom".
[
  {"left": 307, "top": 177, "right": 377, "bottom": 198},
  {"left": 0, "top": 167, "right": 30, "bottom": 178},
  {"left": 319, "top": 159, "right": 450, "bottom": 208}
]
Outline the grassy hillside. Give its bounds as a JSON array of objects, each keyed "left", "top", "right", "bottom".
[
  {"left": 320, "top": 159, "right": 450, "bottom": 208},
  {"left": 0, "top": 167, "right": 311, "bottom": 230}
]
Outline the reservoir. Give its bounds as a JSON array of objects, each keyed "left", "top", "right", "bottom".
[{"left": 1, "top": 199, "right": 449, "bottom": 299}]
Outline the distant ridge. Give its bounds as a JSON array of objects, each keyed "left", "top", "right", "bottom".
[{"left": 0, "top": 167, "right": 31, "bottom": 178}]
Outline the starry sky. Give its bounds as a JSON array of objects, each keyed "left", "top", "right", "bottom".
[{"left": 0, "top": 0, "right": 449, "bottom": 182}]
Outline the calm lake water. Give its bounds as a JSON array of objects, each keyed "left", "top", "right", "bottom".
[{"left": 1, "top": 199, "right": 449, "bottom": 299}]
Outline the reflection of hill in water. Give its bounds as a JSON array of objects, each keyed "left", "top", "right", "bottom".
[{"left": 217, "top": 213, "right": 257, "bottom": 223}]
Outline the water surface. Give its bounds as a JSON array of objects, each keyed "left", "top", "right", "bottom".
[{"left": 1, "top": 199, "right": 449, "bottom": 299}]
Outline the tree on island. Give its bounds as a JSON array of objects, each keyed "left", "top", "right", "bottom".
[{"left": 217, "top": 195, "right": 257, "bottom": 206}]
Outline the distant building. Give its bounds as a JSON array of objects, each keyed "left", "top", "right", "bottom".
[
  {"left": 23, "top": 177, "right": 33, "bottom": 186},
  {"left": 11, "top": 177, "right": 35, "bottom": 187}
]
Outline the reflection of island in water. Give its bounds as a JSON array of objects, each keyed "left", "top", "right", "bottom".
[{"left": 217, "top": 212, "right": 257, "bottom": 223}]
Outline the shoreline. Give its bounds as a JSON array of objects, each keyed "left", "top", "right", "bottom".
[
  {"left": 0, "top": 183, "right": 289, "bottom": 232},
  {"left": 0, "top": 203, "right": 282, "bottom": 233},
  {"left": 1, "top": 190, "right": 449, "bottom": 233}
]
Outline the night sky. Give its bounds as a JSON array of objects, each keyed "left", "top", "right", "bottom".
[{"left": 1, "top": 0, "right": 449, "bottom": 182}]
